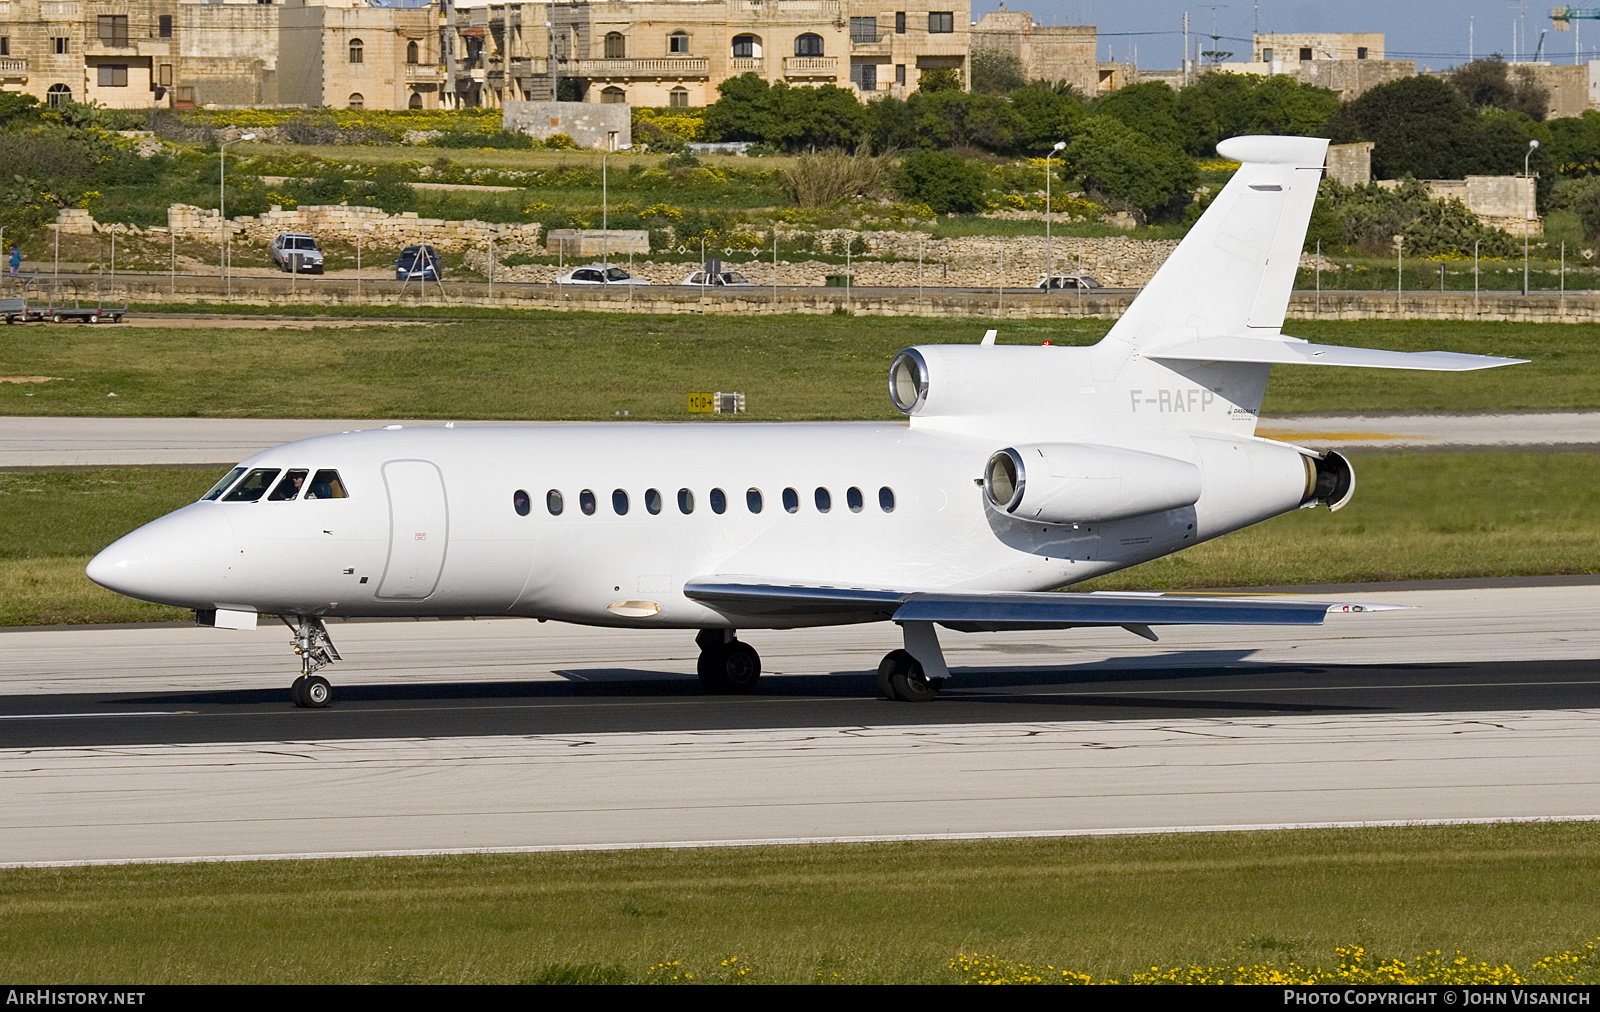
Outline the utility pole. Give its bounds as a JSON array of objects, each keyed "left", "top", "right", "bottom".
[{"left": 1183, "top": 11, "right": 1190, "bottom": 85}]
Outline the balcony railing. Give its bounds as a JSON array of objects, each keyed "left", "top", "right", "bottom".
[
  {"left": 783, "top": 56, "right": 838, "bottom": 76},
  {"left": 405, "top": 63, "right": 445, "bottom": 83},
  {"left": 730, "top": 56, "right": 764, "bottom": 72},
  {"left": 559, "top": 57, "right": 710, "bottom": 77},
  {"left": 0, "top": 57, "right": 26, "bottom": 76}
]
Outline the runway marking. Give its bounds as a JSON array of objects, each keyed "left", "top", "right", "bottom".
[
  {"left": 956, "top": 679, "right": 1600, "bottom": 697},
  {"left": 0, "top": 711, "right": 194, "bottom": 720}
]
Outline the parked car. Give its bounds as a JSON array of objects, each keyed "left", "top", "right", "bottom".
[
  {"left": 270, "top": 233, "right": 325, "bottom": 274},
  {"left": 395, "top": 244, "right": 442, "bottom": 282},
  {"left": 1037, "top": 273, "right": 1102, "bottom": 291},
  {"left": 556, "top": 264, "right": 652, "bottom": 286},
  {"left": 679, "top": 269, "right": 754, "bottom": 287}
]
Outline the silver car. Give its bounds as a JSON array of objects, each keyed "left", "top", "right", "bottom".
[
  {"left": 555, "top": 264, "right": 651, "bottom": 286},
  {"left": 270, "top": 233, "right": 325, "bottom": 275}
]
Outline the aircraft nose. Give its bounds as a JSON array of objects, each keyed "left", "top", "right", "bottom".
[{"left": 87, "top": 503, "right": 236, "bottom": 608}]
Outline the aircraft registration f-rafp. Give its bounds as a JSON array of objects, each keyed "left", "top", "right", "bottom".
[{"left": 87, "top": 136, "right": 1524, "bottom": 708}]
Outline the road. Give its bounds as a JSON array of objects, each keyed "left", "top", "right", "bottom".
[{"left": 2, "top": 584, "right": 1596, "bottom": 864}]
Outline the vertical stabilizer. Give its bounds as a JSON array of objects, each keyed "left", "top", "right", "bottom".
[{"left": 1104, "top": 136, "right": 1328, "bottom": 351}]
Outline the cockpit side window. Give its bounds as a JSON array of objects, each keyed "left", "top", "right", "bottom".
[
  {"left": 306, "top": 469, "right": 348, "bottom": 499},
  {"left": 221, "top": 468, "right": 282, "bottom": 502},
  {"left": 199, "top": 466, "right": 247, "bottom": 501},
  {"left": 268, "top": 469, "right": 309, "bottom": 501}
]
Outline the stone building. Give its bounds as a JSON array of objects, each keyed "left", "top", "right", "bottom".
[
  {"left": 968, "top": 10, "right": 1095, "bottom": 95},
  {"left": 279, "top": 0, "right": 442, "bottom": 110},
  {"left": 0, "top": 0, "right": 180, "bottom": 108},
  {"left": 1215, "top": 32, "right": 1413, "bottom": 101}
]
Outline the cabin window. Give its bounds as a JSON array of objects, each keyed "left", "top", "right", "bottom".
[
  {"left": 200, "top": 467, "right": 247, "bottom": 501},
  {"left": 879, "top": 486, "right": 896, "bottom": 512},
  {"left": 678, "top": 488, "right": 695, "bottom": 514},
  {"left": 645, "top": 488, "right": 663, "bottom": 515},
  {"left": 222, "top": 468, "right": 281, "bottom": 503},
  {"left": 710, "top": 488, "right": 727, "bottom": 514},
  {"left": 613, "top": 489, "right": 630, "bottom": 515},
  {"left": 307, "top": 470, "right": 348, "bottom": 499},
  {"left": 269, "top": 469, "right": 310, "bottom": 501},
  {"left": 513, "top": 489, "right": 531, "bottom": 516},
  {"left": 782, "top": 487, "right": 799, "bottom": 513},
  {"left": 580, "top": 489, "right": 597, "bottom": 515},
  {"left": 847, "top": 486, "right": 864, "bottom": 512},
  {"left": 746, "top": 488, "right": 763, "bottom": 513},
  {"left": 815, "top": 487, "right": 832, "bottom": 513},
  {"left": 547, "top": 490, "right": 564, "bottom": 515}
]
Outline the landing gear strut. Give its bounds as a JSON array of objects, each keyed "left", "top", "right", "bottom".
[
  {"left": 696, "top": 629, "right": 761, "bottom": 693},
  {"left": 878, "top": 621, "right": 948, "bottom": 702},
  {"left": 282, "top": 615, "right": 341, "bottom": 708}
]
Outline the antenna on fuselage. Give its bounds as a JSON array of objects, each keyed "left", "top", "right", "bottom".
[{"left": 981, "top": 329, "right": 998, "bottom": 346}]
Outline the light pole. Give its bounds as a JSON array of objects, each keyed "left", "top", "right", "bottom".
[
  {"left": 219, "top": 132, "right": 256, "bottom": 286},
  {"left": 1524, "top": 138, "right": 1539, "bottom": 296},
  {"left": 601, "top": 135, "right": 632, "bottom": 266},
  {"left": 1045, "top": 139, "right": 1065, "bottom": 283}
]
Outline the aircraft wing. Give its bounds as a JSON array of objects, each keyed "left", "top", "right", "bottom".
[
  {"left": 683, "top": 579, "right": 1390, "bottom": 633},
  {"left": 1145, "top": 336, "right": 1526, "bottom": 371}
]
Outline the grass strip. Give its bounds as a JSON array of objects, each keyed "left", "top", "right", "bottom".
[
  {"left": 0, "top": 317, "right": 1589, "bottom": 419},
  {"left": 5, "top": 453, "right": 1599, "bottom": 626},
  {"left": 0, "top": 823, "right": 1594, "bottom": 983}
]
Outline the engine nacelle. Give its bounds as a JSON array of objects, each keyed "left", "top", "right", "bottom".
[{"left": 983, "top": 443, "right": 1204, "bottom": 525}]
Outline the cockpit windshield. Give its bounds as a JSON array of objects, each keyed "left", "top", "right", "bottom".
[
  {"left": 307, "top": 469, "right": 348, "bottom": 499},
  {"left": 221, "top": 468, "right": 281, "bottom": 502},
  {"left": 199, "top": 466, "right": 246, "bottom": 501},
  {"left": 268, "top": 469, "right": 309, "bottom": 501}
]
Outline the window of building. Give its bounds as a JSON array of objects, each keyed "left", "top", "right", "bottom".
[
  {"left": 733, "top": 33, "right": 760, "bottom": 58},
  {"left": 46, "top": 83, "right": 72, "bottom": 106},
  {"left": 97, "top": 64, "right": 129, "bottom": 87},
  {"left": 928, "top": 12, "right": 954, "bottom": 33},
  {"left": 159, "top": 63, "right": 172, "bottom": 86},
  {"left": 409, "top": 92, "right": 423, "bottom": 109},
  {"left": 746, "top": 488, "right": 763, "bottom": 513},
  {"left": 547, "top": 490, "right": 564, "bottom": 515},
  {"left": 512, "top": 489, "right": 531, "bottom": 516},
  {"left": 895, "top": 11, "right": 906, "bottom": 33},
  {"left": 669, "top": 87, "right": 689, "bottom": 107},
  {"left": 158, "top": 15, "right": 172, "bottom": 38},
  {"left": 1261, "top": 47, "right": 1274, "bottom": 61},
  {"left": 1299, "top": 47, "right": 1313, "bottom": 60},
  {"left": 97, "top": 15, "right": 129, "bottom": 47},
  {"left": 604, "top": 31, "right": 625, "bottom": 59},
  {"left": 349, "top": 38, "right": 364, "bottom": 64},
  {"left": 794, "top": 33, "right": 823, "bottom": 57},
  {"left": 1, "top": 37, "right": 10, "bottom": 56},
  {"left": 406, "top": 40, "right": 418, "bottom": 64},
  {"left": 1357, "top": 46, "right": 1368, "bottom": 59},
  {"left": 895, "top": 63, "right": 905, "bottom": 84},
  {"left": 677, "top": 488, "right": 695, "bottom": 514},
  {"left": 669, "top": 30, "right": 689, "bottom": 54},
  {"left": 853, "top": 62, "right": 877, "bottom": 90},
  {"left": 612, "top": 489, "right": 629, "bottom": 515},
  {"left": 850, "top": 17, "right": 877, "bottom": 44},
  {"left": 347, "top": 92, "right": 364, "bottom": 110},
  {"left": 601, "top": 86, "right": 626, "bottom": 103},
  {"left": 53, "top": 37, "right": 70, "bottom": 55}
]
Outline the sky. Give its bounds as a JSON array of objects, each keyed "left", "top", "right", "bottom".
[{"left": 968, "top": 0, "right": 1600, "bottom": 73}]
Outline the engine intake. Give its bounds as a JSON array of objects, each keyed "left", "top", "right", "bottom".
[{"left": 984, "top": 443, "right": 1203, "bottom": 525}]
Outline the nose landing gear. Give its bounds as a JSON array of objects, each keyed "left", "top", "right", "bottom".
[
  {"left": 696, "top": 628, "right": 762, "bottom": 693},
  {"left": 282, "top": 615, "right": 341, "bottom": 708}
]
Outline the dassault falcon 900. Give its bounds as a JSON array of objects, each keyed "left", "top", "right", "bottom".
[{"left": 87, "top": 136, "right": 1524, "bottom": 708}]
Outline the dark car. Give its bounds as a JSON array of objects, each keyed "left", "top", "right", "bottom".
[{"left": 395, "top": 245, "right": 442, "bottom": 282}]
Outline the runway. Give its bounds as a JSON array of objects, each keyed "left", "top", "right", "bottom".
[
  {"left": 2, "top": 585, "right": 1597, "bottom": 864},
  {"left": 5, "top": 412, "right": 1600, "bottom": 468}
]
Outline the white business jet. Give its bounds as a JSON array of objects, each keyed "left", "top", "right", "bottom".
[{"left": 87, "top": 136, "right": 1523, "bottom": 708}]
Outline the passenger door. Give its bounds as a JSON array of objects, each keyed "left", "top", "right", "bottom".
[{"left": 376, "top": 459, "right": 449, "bottom": 600}]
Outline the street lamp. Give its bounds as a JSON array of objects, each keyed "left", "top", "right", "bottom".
[
  {"left": 1046, "top": 140, "right": 1066, "bottom": 282},
  {"left": 219, "top": 132, "right": 256, "bottom": 286},
  {"left": 601, "top": 135, "right": 632, "bottom": 266},
  {"left": 1524, "top": 138, "right": 1540, "bottom": 296}
]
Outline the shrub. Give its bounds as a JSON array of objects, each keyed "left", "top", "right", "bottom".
[
  {"left": 1060, "top": 116, "right": 1198, "bottom": 221},
  {"left": 895, "top": 149, "right": 987, "bottom": 214},
  {"left": 779, "top": 150, "right": 892, "bottom": 208}
]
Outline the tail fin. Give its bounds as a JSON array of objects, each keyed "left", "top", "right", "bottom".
[{"left": 1106, "top": 135, "right": 1328, "bottom": 348}]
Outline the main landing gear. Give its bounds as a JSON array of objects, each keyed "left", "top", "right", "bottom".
[
  {"left": 696, "top": 629, "right": 761, "bottom": 693},
  {"left": 877, "top": 621, "right": 950, "bottom": 702},
  {"left": 282, "top": 615, "right": 341, "bottom": 708}
]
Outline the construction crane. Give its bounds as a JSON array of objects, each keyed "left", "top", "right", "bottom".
[{"left": 1552, "top": 6, "right": 1600, "bottom": 30}]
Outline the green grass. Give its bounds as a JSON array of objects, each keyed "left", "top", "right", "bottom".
[
  {"left": 0, "top": 317, "right": 1585, "bottom": 419},
  {"left": 0, "top": 824, "right": 1594, "bottom": 983},
  {"left": 8, "top": 452, "right": 1600, "bottom": 626}
]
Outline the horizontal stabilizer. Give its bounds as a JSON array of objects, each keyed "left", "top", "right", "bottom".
[
  {"left": 1146, "top": 337, "right": 1526, "bottom": 372},
  {"left": 684, "top": 579, "right": 1389, "bottom": 631}
]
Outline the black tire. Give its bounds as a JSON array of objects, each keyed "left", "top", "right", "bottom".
[
  {"left": 290, "top": 675, "right": 308, "bottom": 708},
  {"left": 302, "top": 675, "right": 332, "bottom": 708},
  {"left": 698, "top": 641, "right": 761, "bottom": 694},
  {"left": 879, "top": 649, "right": 940, "bottom": 702}
]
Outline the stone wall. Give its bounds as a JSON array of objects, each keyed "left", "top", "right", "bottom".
[{"left": 503, "top": 100, "right": 632, "bottom": 150}]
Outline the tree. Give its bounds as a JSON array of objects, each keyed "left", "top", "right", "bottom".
[
  {"left": 970, "top": 48, "right": 1026, "bottom": 95},
  {"left": 1092, "top": 81, "right": 1187, "bottom": 152},
  {"left": 701, "top": 73, "right": 786, "bottom": 145},
  {"left": 1008, "top": 82, "right": 1089, "bottom": 154},
  {"left": 1328, "top": 75, "right": 1477, "bottom": 180},
  {"left": 1060, "top": 115, "right": 1198, "bottom": 221},
  {"left": 895, "top": 149, "right": 987, "bottom": 213},
  {"left": 1450, "top": 56, "right": 1549, "bottom": 121},
  {"left": 918, "top": 67, "right": 963, "bottom": 93},
  {"left": 702, "top": 75, "right": 869, "bottom": 152},
  {"left": 1177, "top": 73, "right": 1340, "bottom": 155}
]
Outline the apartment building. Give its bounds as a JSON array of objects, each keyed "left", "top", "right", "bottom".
[
  {"left": 1216, "top": 32, "right": 1412, "bottom": 101},
  {"left": 968, "top": 10, "right": 1095, "bottom": 94},
  {"left": 0, "top": 0, "right": 180, "bottom": 108}
]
